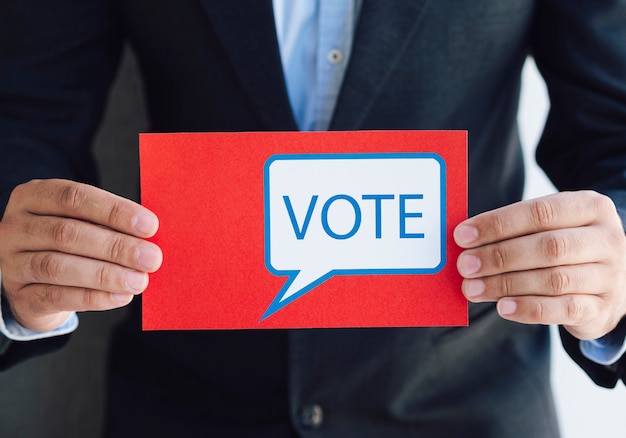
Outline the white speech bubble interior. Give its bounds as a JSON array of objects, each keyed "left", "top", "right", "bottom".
[{"left": 263, "top": 153, "right": 445, "bottom": 319}]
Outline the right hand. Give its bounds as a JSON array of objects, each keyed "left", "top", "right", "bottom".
[{"left": 0, "top": 179, "right": 163, "bottom": 332}]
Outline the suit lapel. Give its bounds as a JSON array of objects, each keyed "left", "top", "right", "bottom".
[
  {"left": 199, "top": 0, "right": 432, "bottom": 132},
  {"left": 331, "top": 0, "right": 434, "bottom": 130},
  {"left": 199, "top": 0, "right": 298, "bottom": 131}
]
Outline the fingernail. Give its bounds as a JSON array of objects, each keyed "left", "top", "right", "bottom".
[
  {"left": 133, "top": 213, "right": 158, "bottom": 236},
  {"left": 136, "top": 245, "right": 162, "bottom": 271},
  {"left": 457, "top": 254, "right": 481, "bottom": 276},
  {"left": 498, "top": 299, "right": 517, "bottom": 315},
  {"left": 112, "top": 293, "right": 134, "bottom": 304},
  {"left": 464, "top": 279, "right": 485, "bottom": 298},
  {"left": 454, "top": 224, "right": 478, "bottom": 246},
  {"left": 124, "top": 271, "right": 148, "bottom": 292}
]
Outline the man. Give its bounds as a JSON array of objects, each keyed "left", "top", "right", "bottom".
[{"left": 1, "top": 1, "right": 625, "bottom": 436}]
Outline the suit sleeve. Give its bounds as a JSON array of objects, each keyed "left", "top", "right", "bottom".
[
  {"left": 530, "top": 0, "right": 626, "bottom": 385},
  {"left": 0, "top": 0, "right": 124, "bottom": 214},
  {"left": 559, "top": 326, "right": 626, "bottom": 387},
  {"left": 0, "top": 0, "right": 124, "bottom": 367}
]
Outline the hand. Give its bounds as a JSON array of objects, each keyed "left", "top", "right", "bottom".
[
  {"left": 454, "top": 191, "right": 626, "bottom": 341},
  {"left": 0, "top": 179, "right": 163, "bottom": 332}
]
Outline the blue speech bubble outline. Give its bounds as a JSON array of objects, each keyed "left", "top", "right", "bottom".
[{"left": 261, "top": 153, "right": 447, "bottom": 321}]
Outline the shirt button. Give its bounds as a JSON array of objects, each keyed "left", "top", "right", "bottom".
[
  {"left": 327, "top": 49, "right": 343, "bottom": 64},
  {"left": 299, "top": 404, "right": 324, "bottom": 429}
]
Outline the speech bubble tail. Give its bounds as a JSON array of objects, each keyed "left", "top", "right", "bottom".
[
  {"left": 259, "top": 269, "right": 332, "bottom": 322},
  {"left": 259, "top": 302, "right": 284, "bottom": 322}
]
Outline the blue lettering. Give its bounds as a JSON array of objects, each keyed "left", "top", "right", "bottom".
[
  {"left": 321, "top": 195, "right": 361, "bottom": 240},
  {"left": 362, "top": 194, "right": 395, "bottom": 238},
  {"left": 282, "top": 193, "right": 426, "bottom": 240},
  {"left": 283, "top": 195, "right": 318, "bottom": 240},
  {"left": 399, "top": 194, "right": 425, "bottom": 239}
]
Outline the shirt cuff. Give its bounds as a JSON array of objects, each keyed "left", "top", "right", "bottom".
[
  {"left": 0, "top": 271, "right": 78, "bottom": 341},
  {"left": 580, "top": 318, "right": 626, "bottom": 366}
]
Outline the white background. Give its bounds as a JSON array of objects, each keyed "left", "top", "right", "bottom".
[{"left": 518, "top": 59, "right": 626, "bottom": 438}]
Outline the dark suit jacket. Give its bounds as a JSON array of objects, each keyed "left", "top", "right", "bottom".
[{"left": 1, "top": 1, "right": 626, "bottom": 436}]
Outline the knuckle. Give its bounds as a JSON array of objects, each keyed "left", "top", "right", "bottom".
[
  {"left": 548, "top": 269, "right": 571, "bottom": 295},
  {"left": 107, "top": 200, "right": 126, "bottom": 227},
  {"left": 531, "top": 300, "right": 546, "bottom": 321},
  {"left": 4, "top": 181, "right": 34, "bottom": 215},
  {"left": 51, "top": 221, "right": 80, "bottom": 251},
  {"left": 9, "top": 182, "right": 28, "bottom": 202},
  {"left": 565, "top": 295, "right": 585, "bottom": 323},
  {"left": 40, "top": 284, "right": 63, "bottom": 309},
  {"left": 498, "top": 275, "right": 515, "bottom": 298},
  {"left": 542, "top": 234, "right": 568, "bottom": 263},
  {"left": 490, "top": 246, "right": 507, "bottom": 270},
  {"left": 588, "top": 191, "right": 614, "bottom": 215},
  {"left": 609, "top": 227, "right": 626, "bottom": 250},
  {"left": 59, "top": 183, "right": 85, "bottom": 213},
  {"left": 485, "top": 215, "right": 506, "bottom": 239},
  {"left": 531, "top": 198, "right": 557, "bottom": 228},
  {"left": 32, "top": 253, "right": 63, "bottom": 282},
  {"left": 26, "top": 285, "right": 59, "bottom": 316},
  {"left": 107, "top": 235, "right": 127, "bottom": 262},
  {"left": 14, "top": 179, "right": 43, "bottom": 197},
  {"left": 82, "top": 288, "right": 100, "bottom": 308},
  {"left": 96, "top": 265, "right": 111, "bottom": 289}
]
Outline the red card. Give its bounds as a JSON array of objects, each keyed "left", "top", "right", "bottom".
[{"left": 139, "top": 131, "right": 467, "bottom": 330}]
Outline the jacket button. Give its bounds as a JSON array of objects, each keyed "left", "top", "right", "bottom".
[{"left": 299, "top": 404, "right": 324, "bottom": 429}]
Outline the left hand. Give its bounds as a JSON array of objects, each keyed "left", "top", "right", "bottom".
[{"left": 454, "top": 190, "right": 626, "bottom": 341}]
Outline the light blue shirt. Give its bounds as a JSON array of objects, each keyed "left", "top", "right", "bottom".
[
  {"left": 581, "top": 320, "right": 626, "bottom": 365},
  {"left": 273, "top": 0, "right": 361, "bottom": 131},
  {"left": 1, "top": 0, "right": 624, "bottom": 368}
]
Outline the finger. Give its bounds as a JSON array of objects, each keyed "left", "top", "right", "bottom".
[
  {"left": 10, "top": 179, "right": 158, "bottom": 238},
  {"left": 495, "top": 295, "right": 608, "bottom": 340},
  {"left": 10, "top": 251, "right": 150, "bottom": 295},
  {"left": 11, "top": 284, "right": 134, "bottom": 332},
  {"left": 454, "top": 191, "right": 617, "bottom": 248},
  {"left": 462, "top": 264, "right": 611, "bottom": 302},
  {"left": 15, "top": 216, "right": 162, "bottom": 272},
  {"left": 20, "top": 284, "right": 135, "bottom": 312},
  {"left": 457, "top": 225, "right": 611, "bottom": 278}
]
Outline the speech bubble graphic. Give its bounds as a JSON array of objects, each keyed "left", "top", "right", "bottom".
[{"left": 262, "top": 153, "right": 446, "bottom": 320}]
